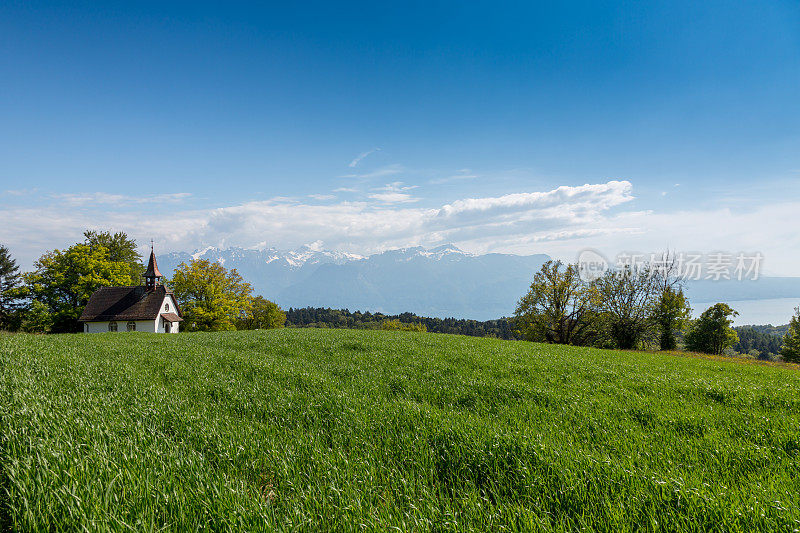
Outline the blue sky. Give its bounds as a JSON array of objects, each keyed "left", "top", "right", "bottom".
[{"left": 1, "top": 1, "right": 799, "bottom": 272}]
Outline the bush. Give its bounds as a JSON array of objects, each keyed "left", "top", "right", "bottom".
[
  {"left": 685, "top": 303, "right": 739, "bottom": 355},
  {"left": 780, "top": 308, "right": 800, "bottom": 363},
  {"left": 235, "top": 296, "right": 286, "bottom": 330},
  {"left": 380, "top": 319, "right": 426, "bottom": 332},
  {"left": 20, "top": 300, "right": 53, "bottom": 333}
]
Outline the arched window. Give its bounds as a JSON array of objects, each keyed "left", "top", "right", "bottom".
[
  {"left": 108, "top": 321, "right": 118, "bottom": 332},
  {"left": 127, "top": 321, "right": 136, "bottom": 332},
  {"left": 165, "top": 302, "right": 170, "bottom": 312}
]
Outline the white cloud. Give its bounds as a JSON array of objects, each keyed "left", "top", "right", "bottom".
[
  {"left": 3, "top": 180, "right": 799, "bottom": 276},
  {"left": 348, "top": 148, "right": 381, "bottom": 168},
  {"left": 367, "top": 182, "right": 419, "bottom": 204},
  {"left": 340, "top": 164, "right": 403, "bottom": 179},
  {"left": 368, "top": 192, "right": 418, "bottom": 204},
  {"left": 308, "top": 194, "right": 336, "bottom": 201},
  {"left": 488, "top": 202, "right": 800, "bottom": 277},
  {"left": 4, "top": 188, "right": 38, "bottom": 196},
  {"left": 430, "top": 169, "right": 479, "bottom": 184},
  {"left": 381, "top": 181, "right": 418, "bottom": 191},
  {"left": 0, "top": 181, "right": 632, "bottom": 265},
  {"left": 438, "top": 181, "right": 633, "bottom": 220},
  {"left": 52, "top": 192, "right": 192, "bottom": 206}
]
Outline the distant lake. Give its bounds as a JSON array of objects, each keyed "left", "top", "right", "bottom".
[{"left": 693, "top": 298, "right": 799, "bottom": 326}]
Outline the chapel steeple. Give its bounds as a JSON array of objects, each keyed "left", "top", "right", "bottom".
[{"left": 143, "top": 242, "right": 162, "bottom": 291}]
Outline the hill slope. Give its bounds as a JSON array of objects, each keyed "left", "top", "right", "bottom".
[{"left": 2, "top": 330, "right": 800, "bottom": 531}]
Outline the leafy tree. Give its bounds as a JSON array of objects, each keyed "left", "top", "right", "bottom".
[
  {"left": 780, "top": 307, "right": 800, "bottom": 363},
  {"left": 169, "top": 259, "right": 253, "bottom": 331},
  {"left": 685, "top": 303, "right": 739, "bottom": 355},
  {"left": 649, "top": 251, "right": 692, "bottom": 351},
  {"left": 652, "top": 287, "right": 692, "bottom": 350},
  {"left": 515, "top": 261, "right": 597, "bottom": 345},
  {"left": 25, "top": 243, "right": 137, "bottom": 332},
  {"left": 20, "top": 300, "right": 53, "bottom": 333},
  {"left": 593, "top": 265, "right": 661, "bottom": 349},
  {"left": 0, "top": 244, "right": 22, "bottom": 330},
  {"left": 746, "top": 349, "right": 762, "bottom": 360},
  {"left": 83, "top": 230, "right": 145, "bottom": 280},
  {"left": 235, "top": 296, "right": 286, "bottom": 330},
  {"left": 380, "top": 318, "right": 427, "bottom": 332}
]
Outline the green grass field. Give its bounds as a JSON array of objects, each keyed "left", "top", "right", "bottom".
[{"left": 2, "top": 329, "right": 800, "bottom": 531}]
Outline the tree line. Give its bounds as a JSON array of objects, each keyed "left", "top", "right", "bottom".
[
  {"left": 0, "top": 232, "right": 284, "bottom": 333},
  {"left": 513, "top": 259, "right": 800, "bottom": 362},
  {"left": 732, "top": 325, "right": 788, "bottom": 360},
  {"left": 283, "top": 307, "right": 517, "bottom": 338}
]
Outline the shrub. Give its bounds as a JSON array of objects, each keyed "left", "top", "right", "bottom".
[
  {"left": 380, "top": 319, "right": 426, "bottom": 332},
  {"left": 780, "top": 308, "right": 800, "bottom": 363},
  {"left": 685, "top": 303, "right": 739, "bottom": 355}
]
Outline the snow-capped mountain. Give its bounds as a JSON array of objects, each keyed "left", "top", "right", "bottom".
[
  {"left": 157, "top": 244, "right": 800, "bottom": 322},
  {"left": 179, "top": 245, "right": 362, "bottom": 269},
  {"left": 158, "top": 245, "right": 550, "bottom": 320}
]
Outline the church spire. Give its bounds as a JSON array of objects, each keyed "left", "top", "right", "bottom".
[{"left": 143, "top": 241, "right": 162, "bottom": 290}]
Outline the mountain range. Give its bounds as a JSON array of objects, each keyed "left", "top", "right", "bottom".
[
  {"left": 158, "top": 245, "right": 550, "bottom": 320},
  {"left": 157, "top": 245, "right": 800, "bottom": 321}
]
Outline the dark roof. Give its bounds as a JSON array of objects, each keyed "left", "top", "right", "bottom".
[
  {"left": 79, "top": 285, "right": 181, "bottom": 322},
  {"left": 144, "top": 249, "right": 162, "bottom": 278},
  {"left": 160, "top": 312, "right": 183, "bottom": 322}
]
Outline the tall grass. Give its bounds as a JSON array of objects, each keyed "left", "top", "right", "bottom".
[{"left": 1, "top": 329, "right": 799, "bottom": 531}]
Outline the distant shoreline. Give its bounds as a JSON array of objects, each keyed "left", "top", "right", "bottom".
[{"left": 693, "top": 298, "right": 797, "bottom": 327}]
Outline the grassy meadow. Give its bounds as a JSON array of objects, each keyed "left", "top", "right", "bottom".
[{"left": 1, "top": 329, "right": 800, "bottom": 531}]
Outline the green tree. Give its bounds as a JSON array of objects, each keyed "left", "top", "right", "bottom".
[
  {"left": 649, "top": 251, "right": 692, "bottom": 351},
  {"left": 380, "top": 318, "right": 427, "bottom": 332},
  {"left": 20, "top": 300, "right": 53, "bottom": 333},
  {"left": 653, "top": 287, "right": 692, "bottom": 351},
  {"left": 83, "top": 230, "right": 145, "bottom": 280},
  {"left": 780, "top": 307, "right": 800, "bottom": 363},
  {"left": 25, "top": 243, "right": 136, "bottom": 332},
  {"left": 235, "top": 296, "right": 286, "bottom": 330},
  {"left": 515, "top": 260, "right": 597, "bottom": 345},
  {"left": 169, "top": 259, "right": 253, "bottom": 331},
  {"left": 593, "top": 265, "right": 661, "bottom": 350},
  {"left": 684, "top": 303, "right": 739, "bottom": 355},
  {"left": 0, "top": 244, "right": 22, "bottom": 330}
]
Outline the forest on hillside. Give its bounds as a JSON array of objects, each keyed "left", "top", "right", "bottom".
[
  {"left": 284, "top": 307, "right": 519, "bottom": 339},
  {"left": 733, "top": 324, "right": 790, "bottom": 360}
]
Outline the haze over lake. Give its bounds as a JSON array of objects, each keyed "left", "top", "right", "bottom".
[{"left": 694, "top": 298, "right": 799, "bottom": 327}]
